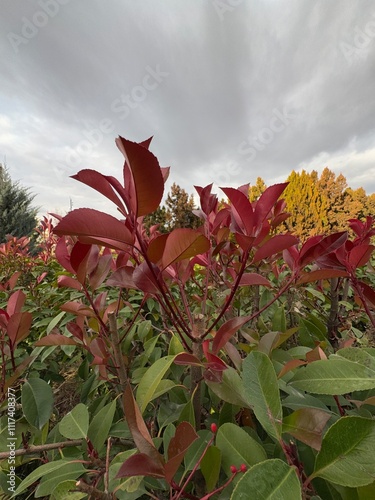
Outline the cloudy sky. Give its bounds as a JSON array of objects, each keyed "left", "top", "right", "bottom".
[{"left": 1, "top": 0, "right": 375, "bottom": 218}]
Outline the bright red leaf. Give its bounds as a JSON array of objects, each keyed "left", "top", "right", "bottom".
[
  {"left": 253, "top": 234, "right": 298, "bottom": 263},
  {"left": 116, "top": 136, "right": 164, "bottom": 217},
  {"left": 161, "top": 229, "right": 210, "bottom": 269},
  {"left": 54, "top": 208, "right": 133, "bottom": 252}
]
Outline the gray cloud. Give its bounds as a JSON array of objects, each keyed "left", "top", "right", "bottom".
[{"left": 1, "top": 0, "right": 375, "bottom": 217}]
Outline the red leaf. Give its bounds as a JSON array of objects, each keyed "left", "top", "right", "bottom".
[
  {"left": 212, "top": 316, "right": 251, "bottom": 355},
  {"left": 123, "top": 383, "right": 165, "bottom": 466},
  {"left": 60, "top": 301, "right": 95, "bottom": 317},
  {"left": 162, "top": 229, "right": 210, "bottom": 269},
  {"left": 106, "top": 266, "right": 135, "bottom": 288},
  {"left": 116, "top": 453, "right": 165, "bottom": 479},
  {"left": 54, "top": 208, "right": 133, "bottom": 252},
  {"left": 253, "top": 234, "right": 298, "bottom": 263},
  {"left": 165, "top": 422, "right": 198, "bottom": 483},
  {"left": 298, "top": 235, "right": 323, "bottom": 266},
  {"left": 7, "top": 312, "right": 32, "bottom": 346},
  {"left": 57, "top": 275, "right": 82, "bottom": 291},
  {"left": 71, "top": 169, "right": 127, "bottom": 214},
  {"left": 296, "top": 269, "right": 349, "bottom": 285},
  {"left": 66, "top": 321, "right": 84, "bottom": 342},
  {"left": 133, "top": 262, "right": 160, "bottom": 294},
  {"left": 254, "top": 183, "right": 288, "bottom": 227},
  {"left": 348, "top": 244, "right": 374, "bottom": 269},
  {"left": 195, "top": 184, "right": 218, "bottom": 216},
  {"left": 356, "top": 281, "right": 375, "bottom": 308},
  {"left": 7, "top": 290, "right": 25, "bottom": 316},
  {"left": 116, "top": 136, "right": 164, "bottom": 217},
  {"left": 35, "top": 334, "right": 78, "bottom": 346},
  {"left": 239, "top": 273, "right": 272, "bottom": 287},
  {"left": 283, "top": 246, "right": 299, "bottom": 271},
  {"left": 55, "top": 238, "right": 75, "bottom": 274},
  {"left": 70, "top": 242, "right": 92, "bottom": 284},
  {"left": 306, "top": 346, "right": 327, "bottom": 362},
  {"left": 278, "top": 359, "right": 307, "bottom": 379},
  {"left": 89, "top": 254, "right": 113, "bottom": 290},
  {"left": 235, "top": 234, "right": 255, "bottom": 252},
  {"left": 161, "top": 166, "right": 170, "bottom": 184},
  {"left": 300, "top": 232, "right": 347, "bottom": 267},
  {"left": 147, "top": 234, "right": 169, "bottom": 264},
  {"left": 221, "top": 187, "right": 254, "bottom": 235},
  {"left": 174, "top": 353, "right": 203, "bottom": 367}
]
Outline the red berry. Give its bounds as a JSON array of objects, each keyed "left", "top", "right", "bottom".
[
  {"left": 230, "top": 465, "right": 237, "bottom": 474},
  {"left": 210, "top": 423, "right": 218, "bottom": 433},
  {"left": 240, "top": 464, "right": 247, "bottom": 473}
]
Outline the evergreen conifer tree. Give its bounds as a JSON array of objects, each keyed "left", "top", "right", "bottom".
[{"left": 0, "top": 164, "right": 38, "bottom": 243}]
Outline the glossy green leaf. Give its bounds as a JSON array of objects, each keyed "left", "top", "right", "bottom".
[
  {"left": 87, "top": 399, "right": 116, "bottom": 452},
  {"left": 312, "top": 416, "right": 375, "bottom": 487},
  {"left": 21, "top": 378, "right": 53, "bottom": 430},
  {"left": 51, "top": 480, "right": 86, "bottom": 499},
  {"left": 216, "top": 423, "right": 266, "bottom": 477},
  {"left": 59, "top": 403, "right": 89, "bottom": 440},
  {"left": 272, "top": 305, "right": 286, "bottom": 333},
  {"left": 184, "top": 430, "right": 211, "bottom": 471},
  {"left": 35, "top": 462, "right": 85, "bottom": 498},
  {"left": 243, "top": 351, "right": 283, "bottom": 440},
  {"left": 206, "top": 367, "right": 249, "bottom": 407},
  {"left": 201, "top": 445, "right": 221, "bottom": 492},
  {"left": 136, "top": 355, "right": 176, "bottom": 413},
  {"left": 289, "top": 359, "right": 375, "bottom": 395},
  {"left": 333, "top": 348, "right": 375, "bottom": 369},
  {"left": 14, "top": 461, "right": 75, "bottom": 497},
  {"left": 231, "top": 459, "right": 302, "bottom": 499}
]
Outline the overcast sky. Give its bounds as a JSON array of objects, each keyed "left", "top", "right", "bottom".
[{"left": 1, "top": 0, "right": 375, "bottom": 217}]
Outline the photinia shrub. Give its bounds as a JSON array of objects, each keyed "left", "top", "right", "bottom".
[{"left": 3, "top": 135, "right": 375, "bottom": 499}]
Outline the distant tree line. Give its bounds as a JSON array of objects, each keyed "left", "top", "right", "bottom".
[
  {"left": 1, "top": 163, "right": 373, "bottom": 244},
  {"left": 146, "top": 168, "right": 375, "bottom": 241}
]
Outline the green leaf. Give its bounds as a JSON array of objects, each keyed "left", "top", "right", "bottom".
[
  {"left": 184, "top": 430, "right": 211, "bottom": 471},
  {"left": 311, "top": 416, "right": 375, "bottom": 487},
  {"left": 47, "top": 311, "right": 66, "bottom": 334},
  {"left": 136, "top": 355, "right": 176, "bottom": 413},
  {"left": 201, "top": 445, "right": 221, "bottom": 492},
  {"left": 272, "top": 305, "right": 286, "bottom": 332},
  {"left": 51, "top": 480, "right": 86, "bottom": 499},
  {"left": 87, "top": 399, "right": 116, "bottom": 452},
  {"left": 21, "top": 378, "right": 53, "bottom": 430},
  {"left": 206, "top": 367, "right": 249, "bottom": 407},
  {"left": 35, "top": 462, "right": 85, "bottom": 497},
  {"left": 178, "top": 400, "right": 195, "bottom": 428},
  {"left": 333, "top": 348, "right": 375, "bottom": 369},
  {"left": 216, "top": 423, "right": 266, "bottom": 477},
  {"left": 243, "top": 351, "right": 283, "bottom": 440},
  {"left": 231, "top": 459, "right": 302, "bottom": 499},
  {"left": 13, "top": 461, "right": 74, "bottom": 497},
  {"left": 282, "top": 408, "right": 331, "bottom": 450},
  {"left": 289, "top": 359, "right": 375, "bottom": 395},
  {"left": 59, "top": 403, "right": 89, "bottom": 440}
]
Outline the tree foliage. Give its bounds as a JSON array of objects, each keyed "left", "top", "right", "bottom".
[
  {"left": 250, "top": 167, "right": 375, "bottom": 240},
  {"left": 0, "top": 164, "right": 38, "bottom": 243},
  {"left": 144, "top": 182, "right": 200, "bottom": 232}
]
